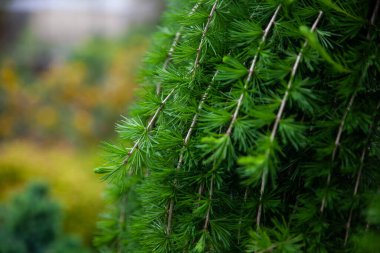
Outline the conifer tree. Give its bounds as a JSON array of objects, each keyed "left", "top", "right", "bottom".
[{"left": 94, "top": 0, "right": 380, "bottom": 252}]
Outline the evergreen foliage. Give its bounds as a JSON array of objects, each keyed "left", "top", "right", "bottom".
[{"left": 95, "top": 0, "right": 380, "bottom": 252}]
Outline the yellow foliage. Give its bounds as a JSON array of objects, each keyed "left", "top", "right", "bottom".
[
  {"left": 73, "top": 109, "right": 93, "bottom": 136},
  {"left": 35, "top": 105, "right": 59, "bottom": 128},
  {"left": 0, "top": 61, "right": 19, "bottom": 92},
  {"left": 0, "top": 115, "right": 14, "bottom": 137},
  {"left": 0, "top": 35, "right": 149, "bottom": 143},
  {"left": 0, "top": 140, "right": 105, "bottom": 245}
]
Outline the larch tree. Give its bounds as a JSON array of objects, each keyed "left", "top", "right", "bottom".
[{"left": 94, "top": 0, "right": 380, "bottom": 252}]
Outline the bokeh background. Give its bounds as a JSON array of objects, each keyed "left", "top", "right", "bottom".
[{"left": 0, "top": 0, "right": 164, "bottom": 251}]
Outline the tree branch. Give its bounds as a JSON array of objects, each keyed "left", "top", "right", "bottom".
[
  {"left": 226, "top": 4, "right": 281, "bottom": 136},
  {"left": 156, "top": 2, "right": 202, "bottom": 94},
  {"left": 165, "top": 1, "right": 220, "bottom": 234},
  {"left": 238, "top": 188, "right": 249, "bottom": 244},
  {"left": 256, "top": 11, "right": 323, "bottom": 227},
  {"left": 122, "top": 88, "right": 175, "bottom": 166},
  {"left": 320, "top": 91, "right": 356, "bottom": 213},
  {"left": 157, "top": 31, "right": 182, "bottom": 95},
  {"left": 320, "top": 65, "right": 372, "bottom": 213},
  {"left": 344, "top": 101, "right": 380, "bottom": 246},
  {"left": 121, "top": 2, "right": 203, "bottom": 167},
  {"left": 321, "top": 0, "right": 379, "bottom": 213},
  {"left": 270, "top": 11, "right": 323, "bottom": 143},
  {"left": 203, "top": 174, "right": 215, "bottom": 231},
  {"left": 367, "top": 0, "right": 380, "bottom": 39},
  {"left": 192, "top": 0, "right": 219, "bottom": 77},
  {"left": 177, "top": 72, "right": 217, "bottom": 169},
  {"left": 165, "top": 82, "right": 212, "bottom": 235}
]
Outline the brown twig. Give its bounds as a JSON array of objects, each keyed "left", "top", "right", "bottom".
[
  {"left": 237, "top": 188, "right": 249, "bottom": 244},
  {"left": 322, "top": 0, "right": 379, "bottom": 214},
  {"left": 226, "top": 5, "right": 282, "bottom": 136},
  {"left": 257, "top": 11, "right": 323, "bottom": 227},
  {"left": 320, "top": 68, "right": 371, "bottom": 213},
  {"left": 122, "top": 88, "right": 175, "bottom": 166},
  {"left": 343, "top": 101, "right": 380, "bottom": 246},
  {"left": 165, "top": 1, "right": 219, "bottom": 235},
  {"left": 156, "top": 2, "right": 202, "bottom": 95},
  {"left": 192, "top": 0, "right": 219, "bottom": 77},
  {"left": 203, "top": 174, "right": 215, "bottom": 231}
]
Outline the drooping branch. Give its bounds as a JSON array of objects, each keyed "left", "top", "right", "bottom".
[
  {"left": 192, "top": 0, "right": 219, "bottom": 77},
  {"left": 320, "top": 91, "right": 356, "bottom": 213},
  {"left": 366, "top": 0, "right": 380, "bottom": 39},
  {"left": 270, "top": 11, "right": 323, "bottom": 143},
  {"left": 156, "top": 2, "right": 202, "bottom": 95},
  {"left": 166, "top": 3, "right": 219, "bottom": 233},
  {"left": 321, "top": 0, "right": 380, "bottom": 214},
  {"left": 177, "top": 84, "right": 212, "bottom": 169},
  {"left": 165, "top": 1, "right": 220, "bottom": 235},
  {"left": 320, "top": 68, "right": 372, "bottom": 213},
  {"left": 176, "top": 72, "right": 217, "bottom": 169},
  {"left": 203, "top": 174, "right": 215, "bottom": 231},
  {"left": 343, "top": 101, "right": 380, "bottom": 246},
  {"left": 195, "top": 5, "right": 283, "bottom": 237},
  {"left": 122, "top": 88, "right": 175, "bottom": 166},
  {"left": 170, "top": 72, "right": 216, "bottom": 234},
  {"left": 256, "top": 11, "right": 323, "bottom": 227},
  {"left": 121, "top": 2, "right": 204, "bottom": 169},
  {"left": 226, "top": 4, "right": 281, "bottom": 136},
  {"left": 165, "top": 79, "right": 212, "bottom": 233},
  {"left": 237, "top": 188, "right": 249, "bottom": 244},
  {"left": 156, "top": 31, "right": 181, "bottom": 95}
]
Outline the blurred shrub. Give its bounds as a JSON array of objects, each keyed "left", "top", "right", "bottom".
[
  {"left": 0, "top": 182, "right": 89, "bottom": 253},
  {"left": 353, "top": 192, "right": 380, "bottom": 253},
  {"left": 0, "top": 31, "right": 149, "bottom": 145},
  {"left": 0, "top": 141, "right": 104, "bottom": 245}
]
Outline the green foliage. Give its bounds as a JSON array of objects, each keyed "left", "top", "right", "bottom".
[
  {"left": 0, "top": 182, "right": 90, "bottom": 253},
  {"left": 246, "top": 220, "right": 303, "bottom": 253},
  {"left": 95, "top": 0, "right": 380, "bottom": 252}
]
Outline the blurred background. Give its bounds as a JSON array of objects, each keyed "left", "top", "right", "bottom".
[{"left": 0, "top": 0, "right": 164, "bottom": 251}]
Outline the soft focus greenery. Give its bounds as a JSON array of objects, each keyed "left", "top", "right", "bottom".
[
  {"left": 0, "top": 182, "right": 90, "bottom": 253},
  {"left": 0, "top": 141, "right": 103, "bottom": 244},
  {"left": 0, "top": 28, "right": 151, "bottom": 249},
  {"left": 353, "top": 192, "right": 380, "bottom": 253}
]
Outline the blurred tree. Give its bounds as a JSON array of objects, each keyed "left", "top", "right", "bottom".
[
  {"left": 0, "top": 141, "right": 105, "bottom": 246},
  {"left": 0, "top": 182, "right": 90, "bottom": 253}
]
